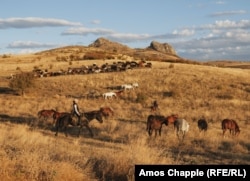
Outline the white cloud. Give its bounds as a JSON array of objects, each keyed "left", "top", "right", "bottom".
[
  {"left": 7, "top": 41, "right": 58, "bottom": 49},
  {"left": 0, "top": 17, "right": 81, "bottom": 29},
  {"left": 62, "top": 27, "right": 115, "bottom": 35},
  {"left": 210, "top": 10, "right": 247, "bottom": 17},
  {"left": 173, "top": 29, "right": 195, "bottom": 36},
  {"left": 215, "top": 1, "right": 226, "bottom": 5},
  {"left": 91, "top": 20, "right": 101, "bottom": 24},
  {"left": 200, "top": 19, "right": 250, "bottom": 29}
]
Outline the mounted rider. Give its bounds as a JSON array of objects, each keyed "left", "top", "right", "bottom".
[{"left": 72, "top": 99, "right": 81, "bottom": 125}]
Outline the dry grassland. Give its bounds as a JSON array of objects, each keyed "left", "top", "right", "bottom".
[{"left": 0, "top": 54, "right": 250, "bottom": 180}]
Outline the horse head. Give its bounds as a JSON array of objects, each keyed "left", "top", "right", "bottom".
[{"left": 96, "top": 112, "right": 104, "bottom": 123}]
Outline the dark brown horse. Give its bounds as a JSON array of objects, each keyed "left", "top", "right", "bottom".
[
  {"left": 55, "top": 110, "right": 104, "bottom": 137},
  {"left": 222, "top": 119, "right": 240, "bottom": 137},
  {"left": 146, "top": 114, "right": 168, "bottom": 137},
  {"left": 198, "top": 118, "right": 208, "bottom": 132},
  {"left": 37, "top": 109, "right": 56, "bottom": 121}
]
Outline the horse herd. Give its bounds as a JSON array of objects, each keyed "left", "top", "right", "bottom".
[
  {"left": 37, "top": 107, "right": 240, "bottom": 140},
  {"left": 37, "top": 107, "right": 114, "bottom": 137},
  {"left": 146, "top": 114, "right": 240, "bottom": 140},
  {"left": 102, "top": 83, "right": 139, "bottom": 99}
]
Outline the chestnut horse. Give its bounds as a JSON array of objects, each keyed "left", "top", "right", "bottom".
[
  {"left": 221, "top": 119, "right": 240, "bottom": 137},
  {"left": 37, "top": 109, "right": 56, "bottom": 121},
  {"left": 166, "top": 114, "right": 178, "bottom": 129},
  {"left": 53, "top": 111, "right": 71, "bottom": 125},
  {"left": 100, "top": 106, "right": 114, "bottom": 117},
  {"left": 146, "top": 114, "right": 168, "bottom": 137}
]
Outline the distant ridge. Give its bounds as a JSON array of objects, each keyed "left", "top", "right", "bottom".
[{"left": 36, "top": 37, "right": 201, "bottom": 64}]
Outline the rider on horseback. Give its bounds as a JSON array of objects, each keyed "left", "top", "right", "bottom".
[
  {"left": 72, "top": 99, "right": 81, "bottom": 126},
  {"left": 153, "top": 100, "right": 158, "bottom": 109}
]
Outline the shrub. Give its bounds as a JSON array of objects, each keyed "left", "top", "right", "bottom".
[
  {"left": 135, "top": 93, "right": 147, "bottom": 104},
  {"left": 169, "top": 63, "right": 174, "bottom": 68},
  {"left": 83, "top": 52, "right": 106, "bottom": 60},
  {"left": 9, "top": 72, "right": 35, "bottom": 96}
]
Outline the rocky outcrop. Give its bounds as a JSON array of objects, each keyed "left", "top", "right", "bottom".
[
  {"left": 89, "top": 37, "right": 132, "bottom": 53},
  {"left": 148, "top": 41, "right": 176, "bottom": 55}
]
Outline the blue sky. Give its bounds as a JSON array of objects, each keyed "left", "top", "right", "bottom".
[{"left": 1, "top": 0, "right": 250, "bottom": 61}]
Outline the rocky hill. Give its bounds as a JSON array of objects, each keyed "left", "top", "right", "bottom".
[{"left": 36, "top": 37, "right": 196, "bottom": 63}]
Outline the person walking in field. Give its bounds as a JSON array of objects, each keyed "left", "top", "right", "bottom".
[
  {"left": 72, "top": 99, "right": 81, "bottom": 125},
  {"left": 150, "top": 100, "right": 159, "bottom": 112}
]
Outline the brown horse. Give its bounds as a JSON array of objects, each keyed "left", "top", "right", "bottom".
[
  {"left": 166, "top": 114, "right": 178, "bottom": 129},
  {"left": 146, "top": 114, "right": 168, "bottom": 137},
  {"left": 53, "top": 111, "right": 71, "bottom": 126},
  {"left": 100, "top": 106, "right": 114, "bottom": 117},
  {"left": 222, "top": 119, "right": 240, "bottom": 137},
  {"left": 55, "top": 110, "right": 104, "bottom": 137},
  {"left": 37, "top": 109, "right": 57, "bottom": 121}
]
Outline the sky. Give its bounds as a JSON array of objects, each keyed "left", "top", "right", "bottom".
[{"left": 1, "top": 0, "right": 250, "bottom": 61}]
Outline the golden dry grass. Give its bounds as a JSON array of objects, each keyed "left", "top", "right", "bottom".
[{"left": 0, "top": 53, "right": 250, "bottom": 180}]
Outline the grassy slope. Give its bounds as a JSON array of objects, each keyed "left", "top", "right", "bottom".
[{"left": 0, "top": 54, "right": 250, "bottom": 180}]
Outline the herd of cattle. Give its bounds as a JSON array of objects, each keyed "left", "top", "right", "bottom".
[{"left": 32, "top": 60, "right": 152, "bottom": 78}]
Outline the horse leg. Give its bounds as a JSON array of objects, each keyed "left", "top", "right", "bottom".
[
  {"left": 64, "top": 126, "right": 68, "bottom": 137},
  {"left": 148, "top": 128, "right": 152, "bottom": 136},
  {"left": 78, "top": 126, "right": 82, "bottom": 137},
  {"left": 55, "top": 125, "right": 59, "bottom": 136},
  {"left": 182, "top": 131, "right": 186, "bottom": 141},
  {"left": 81, "top": 122, "right": 94, "bottom": 137},
  {"left": 222, "top": 129, "right": 226, "bottom": 137},
  {"left": 154, "top": 130, "right": 158, "bottom": 137}
]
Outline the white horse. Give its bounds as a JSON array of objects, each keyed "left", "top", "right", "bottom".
[
  {"left": 102, "top": 92, "right": 117, "bottom": 99},
  {"left": 174, "top": 118, "right": 190, "bottom": 141},
  {"left": 132, "top": 82, "right": 139, "bottom": 88},
  {"left": 121, "top": 84, "right": 134, "bottom": 91}
]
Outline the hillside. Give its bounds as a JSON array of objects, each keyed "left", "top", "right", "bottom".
[
  {"left": 0, "top": 54, "right": 250, "bottom": 180},
  {"left": 0, "top": 38, "right": 250, "bottom": 180}
]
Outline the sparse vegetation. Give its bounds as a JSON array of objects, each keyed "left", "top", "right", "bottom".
[
  {"left": 0, "top": 46, "right": 250, "bottom": 181},
  {"left": 9, "top": 72, "right": 35, "bottom": 96}
]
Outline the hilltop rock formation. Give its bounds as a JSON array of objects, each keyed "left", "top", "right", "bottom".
[
  {"left": 148, "top": 41, "right": 176, "bottom": 55},
  {"left": 89, "top": 37, "right": 132, "bottom": 53}
]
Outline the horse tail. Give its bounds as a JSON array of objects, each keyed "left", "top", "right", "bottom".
[{"left": 146, "top": 115, "right": 153, "bottom": 131}]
